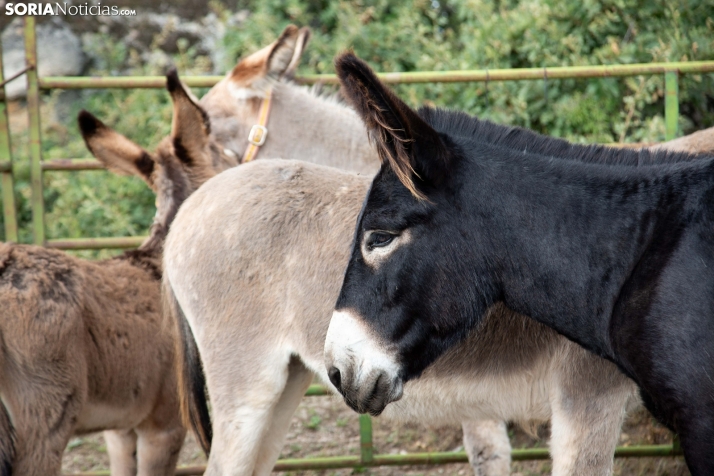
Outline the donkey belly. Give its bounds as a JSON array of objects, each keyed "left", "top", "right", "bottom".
[{"left": 74, "top": 400, "right": 152, "bottom": 434}]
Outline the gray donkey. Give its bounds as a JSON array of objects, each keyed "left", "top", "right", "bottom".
[
  {"left": 164, "top": 110, "right": 713, "bottom": 476},
  {"left": 197, "top": 24, "right": 516, "bottom": 474},
  {"left": 0, "top": 71, "right": 237, "bottom": 475}
]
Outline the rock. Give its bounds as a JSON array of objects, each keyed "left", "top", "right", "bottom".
[
  {"left": 0, "top": 5, "right": 249, "bottom": 100},
  {"left": 0, "top": 12, "right": 217, "bottom": 99},
  {"left": 83, "top": 11, "right": 247, "bottom": 74},
  {"left": 1, "top": 18, "right": 86, "bottom": 100}
]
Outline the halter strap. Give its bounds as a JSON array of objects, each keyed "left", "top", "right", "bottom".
[{"left": 242, "top": 89, "right": 273, "bottom": 163}]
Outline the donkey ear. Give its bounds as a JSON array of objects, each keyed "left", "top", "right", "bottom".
[
  {"left": 78, "top": 110, "right": 156, "bottom": 189},
  {"left": 229, "top": 25, "right": 308, "bottom": 87},
  {"left": 166, "top": 68, "right": 211, "bottom": 166},
  {"left": 335, "top": 53, "right": 450, "bottom": 199},
  {"left": 282, "top": 27, "right": 311, "bottom": 79}
]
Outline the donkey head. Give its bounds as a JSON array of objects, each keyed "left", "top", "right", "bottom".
[
  {"left": 78, "top": 69, "right": 237, "bottom": 251},
  {"left": 200, "top": 24, "right": 311, "bottom": 161},
  {"left": 324, "top": 54, "right": 488, "bottom": 416}
]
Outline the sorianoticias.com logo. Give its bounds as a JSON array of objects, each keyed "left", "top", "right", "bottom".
[{"left": 4, "top": 3, "right": 137, "bottom": 16}]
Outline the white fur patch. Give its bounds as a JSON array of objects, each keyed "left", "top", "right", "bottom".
[
  {"left": 324, "top": 309, "right": 402, "bottom": 397},
  {"left": 228, "top": 81, "right": 268, "bottom": 100}
]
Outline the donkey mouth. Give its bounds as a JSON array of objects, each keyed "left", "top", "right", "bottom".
[
  {"left": 324, "top": 308, "right": 405, "bottom": 414},
  {"left": 333, "top": 368, "right": 404, "bottom": 416}
]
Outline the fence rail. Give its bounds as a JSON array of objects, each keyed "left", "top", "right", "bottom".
[
  {"left": 0, "top": 15, "right": 703, "bottom": 476},
  {"left": 68, "top": 446, "right": 684, "bottom": 476},
  {"left": 37, "top": 60, "right": 714, "bottom": 89}
]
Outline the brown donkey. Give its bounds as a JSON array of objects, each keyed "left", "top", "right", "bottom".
[{"left": 0, "top": 71, "right": 236, "bottom": 476}]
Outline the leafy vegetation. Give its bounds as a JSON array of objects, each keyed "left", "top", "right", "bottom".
[
  {"left": 220, "top": 0, "right": 714, "bottom": 141},
  {"left": 4, "top": 0, "right": 713, "bottom": 249},
  {"left": 6, "top": 32, "right": 208, "bottom": 255}
]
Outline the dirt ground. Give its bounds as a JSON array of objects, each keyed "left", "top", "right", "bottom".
[{"left": 62, "top": 392, "right": 690, "bottom": 476}]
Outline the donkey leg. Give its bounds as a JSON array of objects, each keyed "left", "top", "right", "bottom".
[
  {"left": 104, "top": 429, "right": 138, "bottom": 476},
  {"left": 6, "top": 379, "right": 83, "bottom": 476},
  {"left": 253, "top": 357, "right": 314, "bottom": 475},
  {"left": 678, "top": 416, "right": 714, "bottom": 475},
  {"left": 0, "top": 396, "right": 13, "bottom": 476},
  {"left": 204, "top": 350, "right": 295, "bottom": 476},
  {"left": 549, "top": 347, "right": 632, "bottom": 476},
  {"left": 134, "top": 382, "right": 186, "bottom": 476},
  {"left": 135, "top": 423, "right": 185, "bottom": 476},
  {"left": 462, "top": 420, "right": 511, "bottom": 476}
]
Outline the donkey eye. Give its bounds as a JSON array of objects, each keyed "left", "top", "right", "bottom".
[{"left": 366, "top": 232, "right": 395, "bottom": 250}]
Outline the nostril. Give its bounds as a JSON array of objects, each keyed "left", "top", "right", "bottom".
[{"left": 328, "top": 366, "right": 342, "bottom": 391}]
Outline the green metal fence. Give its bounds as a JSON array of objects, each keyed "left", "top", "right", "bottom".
[
  {"left": 1, "top": 15, "right": 708, "bottom": 475},
  {"left": 0, "top": 45, "right": 18, "bottom": 243}
]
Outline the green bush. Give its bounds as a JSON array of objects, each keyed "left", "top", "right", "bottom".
[
  {"left": 4, "top": 0, "right": 714, "bottom": 249},
  {"left": 219, "top": 0, "right": 714, "bottom": 141}
]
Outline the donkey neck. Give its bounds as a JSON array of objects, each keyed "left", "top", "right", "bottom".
[
  {"left": 259, "top": 82, "right": 379, "bottom": 175},
  {"left": 110, "top": 219, "right": 166, "bottom": 280},
  {"left": 458, "top": 146, "right": 714, "bottom": 362},
  {"left": 113, "top": 163, "right": 195, "bottom": 277}
]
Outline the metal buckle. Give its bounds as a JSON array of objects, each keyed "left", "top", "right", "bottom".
[{"left": 248, "top": 124, "right": 268, "bottom": 146}]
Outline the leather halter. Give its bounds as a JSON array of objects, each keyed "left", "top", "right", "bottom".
[{"left": 242, "top": 89, "right": 273, "bottom": 163}]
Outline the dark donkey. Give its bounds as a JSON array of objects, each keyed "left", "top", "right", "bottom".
[{"left": 324, "top": 53, "right": 714, "bottom": 474}]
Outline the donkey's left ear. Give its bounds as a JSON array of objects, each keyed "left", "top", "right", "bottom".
[
  {"left": 78, "top": 110, "right": 157, "bottom": 189},
  {"left": 335, "top": 53, "right": 450, "bottom": 199}
]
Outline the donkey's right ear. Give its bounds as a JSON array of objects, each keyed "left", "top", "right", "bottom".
[
  {"left": 283, "top": 27, "right": 311, "bottom": 78},
  {"left": 335, "top": 53, "right": 450, "bottom": 199},
  {"left": 78, "top": 110, "right": 156, "bottom": 189}
]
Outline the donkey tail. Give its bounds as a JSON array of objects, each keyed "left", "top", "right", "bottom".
[{"left": 163, "top": 276, "right": 212, "bottom": 454}]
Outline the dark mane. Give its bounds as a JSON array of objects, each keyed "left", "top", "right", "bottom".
[{"left": 418, "top": 107, "right": 703, "bottom": 167}]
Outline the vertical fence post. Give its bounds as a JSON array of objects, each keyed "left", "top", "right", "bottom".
[
  {"left": 359, "top": 414, "right": 374, "bottom": 465},
  {"left": 0, "top": 44, "right": 18, "bottom": 242},
  {"left": 664, "top": 70, "right": 679, "bottom": 141},
  {"left": 24, "top": 16, "right": 45, "bottom": 245},
  {"left": 672, "top": 433, "right": 681, "bottom": 454}
]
